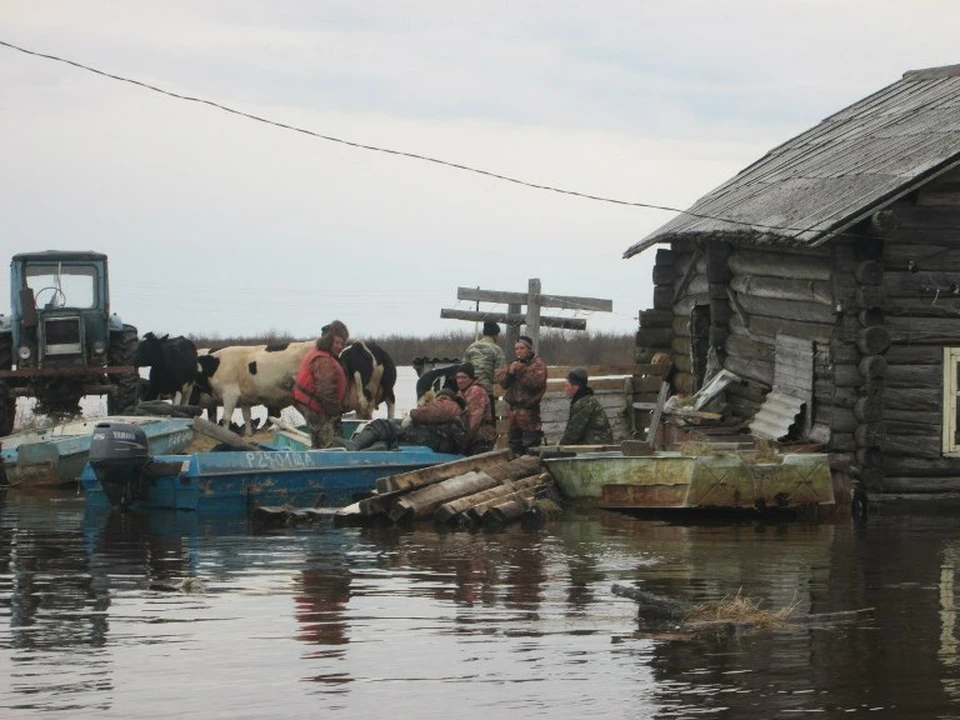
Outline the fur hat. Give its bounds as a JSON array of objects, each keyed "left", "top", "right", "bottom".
[
  {"left": 517, "top": 335, "right": 534, "bottom": 351},
  {"left": 567, "top": 366, "right": 588, "bottom": 386},
  {"left": 323, "top": 320, "right": 349, "bottom": 339},
  {"left": 437, "top": 387, "right": 458, "bottom": 400},
  {"left": 456, "top": 362, "right": 476, "bottom": 379},
  {"left": 483, "top": 320, "right": 501, "bottom": 337},
  {"left": 316, "top": 319, "right": 349, "bottom": 351}
]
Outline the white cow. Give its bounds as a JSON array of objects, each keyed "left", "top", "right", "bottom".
[{"left": 196, "top": 341, "right": 313, "bottom": 435}]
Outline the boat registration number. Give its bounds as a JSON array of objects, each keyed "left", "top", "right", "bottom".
[{"left": 244, "top": 451, "right": 314, "bottom": 469}]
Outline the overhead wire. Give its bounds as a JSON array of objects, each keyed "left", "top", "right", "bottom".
[{"left": 0, "top": 37, "right": 851, "bottom": 239}]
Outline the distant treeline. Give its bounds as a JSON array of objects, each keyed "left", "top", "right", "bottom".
[{"left": 188, "top": 329, "right": 639, "bottom": 366}]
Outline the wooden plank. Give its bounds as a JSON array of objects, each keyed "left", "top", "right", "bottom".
[
  {"left": 439, "top": 308, "right": 586, "bottom": 330},
  {"left": 728, "top": 250, "right": 832, "bottom": 280},
  {"left": 546, "top": 364, "right": 641, "bottom": 378},
  {"left": 375, "top": 448, "right": 511, "bottom": 494},
  {"left": 672, "top": 248, "right": 703, "bottom": 303},
  {"left": 456, "top": 286, "right": 612, "bottom": 312},
  {"left": 645, "top": 382, "right": 670, "bottom": 448},
  {"left": 191, "top": 417, "right": 260, "bottom": 450},
  {"left": 730, "top": 275, "right": 832, "bottom": 305}
]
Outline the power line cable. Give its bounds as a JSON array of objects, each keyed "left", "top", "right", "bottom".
[{"left": 1, "top": 38, "right": 838, "bottom": 238}]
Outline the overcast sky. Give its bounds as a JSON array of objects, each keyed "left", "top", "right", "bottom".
[{"left": 2, "top": 1, "right": 959, "bottom": 341}]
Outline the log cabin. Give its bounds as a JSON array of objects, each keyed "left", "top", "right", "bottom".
[{"left": 624, "top": 63, "right": 960, "bottom": 498}]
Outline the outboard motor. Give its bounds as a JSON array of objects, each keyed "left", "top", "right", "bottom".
[{"left": 89, "top": 421, "right": 151, "bottom": 508}]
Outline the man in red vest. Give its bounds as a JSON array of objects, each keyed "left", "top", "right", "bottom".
[{"left": 293, "top": 320, "right": 350, "bottom": 448}]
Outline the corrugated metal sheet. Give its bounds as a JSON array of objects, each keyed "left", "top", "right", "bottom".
[
  {"left": 624, "top": 64, "right": 960, "bottom": 258},
  {"left": 749, "top": 391, "right": 805, "bottom": 441}
]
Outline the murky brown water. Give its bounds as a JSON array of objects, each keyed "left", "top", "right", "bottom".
[{"left": 2, "top": 491, "right": 960, "bottom": 719}]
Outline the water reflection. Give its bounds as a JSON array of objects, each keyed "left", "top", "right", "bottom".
[{"left": 4, "top": 495, "right": 960, "bottom": 718}]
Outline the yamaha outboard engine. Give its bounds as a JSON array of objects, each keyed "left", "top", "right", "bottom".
[{"left": 89, "top": 421, "right": 151, "bottom": 508}]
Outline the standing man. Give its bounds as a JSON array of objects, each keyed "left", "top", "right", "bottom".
[
  {"left": 559, "top": 367, "right": 613, "bottom": 446},
  {"left": 463, "top": 320, "right": 506, "bottom": 413},
  {"left": 495, "top": 335, "right": 548, "bottom": 455},
  {"left": 455, "top": 362, "right": 496, "bottom": 455},
  {"left": 293, "top": 320, "right": 350, "bottom": 448}
]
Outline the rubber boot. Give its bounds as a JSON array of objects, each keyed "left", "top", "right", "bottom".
[
  {"left": 522, "top": 430, "right": 544, "bottom": 453},
  {"left": 508, "top": 427, "right": 524, "bottom": 456}
]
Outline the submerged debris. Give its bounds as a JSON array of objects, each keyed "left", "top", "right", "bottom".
[
  {"left": 684, "top": 588, "right": 796, "bottom": 630},
  {"left": 612, "top": 583, "right": 872, "bottom": 635}
]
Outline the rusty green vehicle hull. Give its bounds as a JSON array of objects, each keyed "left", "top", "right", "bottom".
[{"left": 542, "top": 451, "right": 834, "bottom": 510}]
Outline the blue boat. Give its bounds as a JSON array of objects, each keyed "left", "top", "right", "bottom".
[
  {"left": 80, "top": 420, "right": 461, "bottom": 512},
  {"left": 2, "top": 415, "right": 197, "bottom": 492}
]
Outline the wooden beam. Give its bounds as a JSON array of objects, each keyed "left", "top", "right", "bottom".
[
  {"left": 440, "top": 308, "right": 586, "bottom": 329},
  {"left": 526, "top": 278, "right": 542, "bottom": 350},
  {"left": 457, "top": 286, "right": 612, "bottom": 312}
]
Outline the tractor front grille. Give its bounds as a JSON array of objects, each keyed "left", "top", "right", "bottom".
[{"left": 42, "top": 316, "right": 83, "bottom": 358}]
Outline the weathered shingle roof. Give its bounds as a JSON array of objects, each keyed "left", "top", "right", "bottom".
[{"left": 623, "top": 63, "right": 960, "bottom": 259}]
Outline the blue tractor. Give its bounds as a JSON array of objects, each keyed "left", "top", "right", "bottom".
[{"left": 0, "top": 251, "right": 140, "bottom": 436}]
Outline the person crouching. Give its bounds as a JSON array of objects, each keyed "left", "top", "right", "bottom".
[
  {"left": 347, "top": 387, "right": 466, "bottom": 454},
  {"left": 559, "top": 366, "right": 613, "bottom": 446},
  {"left": 455, "top": 362, "right": 496, "bottom": 455}
]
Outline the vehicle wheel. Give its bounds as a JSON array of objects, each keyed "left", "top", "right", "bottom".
[
  {"left": 108, "top": 324, "right": 140, "bottom": 415},
  {"left": 0, "top": 332, "right": 11, "bottom": 371},
  {"left": 0, "top": 382, "right": 14, "bottom": 436},
  {"left": 0, "top": 333, "right": 13, "bottom": 435}
]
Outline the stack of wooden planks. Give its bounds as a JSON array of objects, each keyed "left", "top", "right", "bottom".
[{"left": 336, "top": 449, "right": 558, "bottom": 529}]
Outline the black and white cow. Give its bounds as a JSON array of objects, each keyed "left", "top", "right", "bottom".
[
  {"left": 196, "top": 341, "right": 311, "bottom": 435},
  {"left": 415, "top": 364, "right": 459, "bottom": 404},
  {"left": 339, "top": 341, "right": 397, "bottom": 419},
  {"left": 133, "top": 332, "right": 199, "bottom": 405}
]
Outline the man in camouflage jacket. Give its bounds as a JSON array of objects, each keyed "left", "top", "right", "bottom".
[
  {"left": 559, "top": 367, "right": 613, "bottom": 446},
  {"left": 462, "top": 320, "right": 506, "bottom": 411}
]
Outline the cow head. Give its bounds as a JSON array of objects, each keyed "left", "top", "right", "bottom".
[{"left": 133, "top": 332, "right": 169, "bottom": 367}]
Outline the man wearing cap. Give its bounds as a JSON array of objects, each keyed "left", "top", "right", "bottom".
[
  {"left": 293, "top": 320, "right": 350, "bottom": 448},
  {"left": 495, "top": 335, "right": 548, "bottom": 455},
  {"left": 455, "top": 362, "right": 496, "bottom": 455},
  {"left": 560, "top": 367, "right": 613, "bottom": 446},
  {"left": 462, "top": 320, "right": 506, "bottom": 413}
]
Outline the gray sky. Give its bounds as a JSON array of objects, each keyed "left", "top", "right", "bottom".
[{"left": 2, "top": 1, "right": 958, "bottom": 340}]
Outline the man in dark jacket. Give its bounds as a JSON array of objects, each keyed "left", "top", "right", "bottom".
[{"left": 559, "top": 367, "right": 613, "bottom": 446}]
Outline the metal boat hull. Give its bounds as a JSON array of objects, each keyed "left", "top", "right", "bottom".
[
  {"left": 81, "top": 446, "right": 462, "bottom": 512},
  {"left": 543, "top": 451, "right": 834, "bottom": 509},
  {"left": 2, "top": 416, "right": 196, "bottom": 491}
]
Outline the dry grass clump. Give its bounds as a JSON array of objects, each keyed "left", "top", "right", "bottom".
[
  {"left": 684, "top": 588, "right": 796, "bottom": 629},
  {"left": 752, "top": 438, "right": 778, "bottom": 462}
]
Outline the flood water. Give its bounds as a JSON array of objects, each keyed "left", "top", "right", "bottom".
[{"left": 3, "top": 493, "right": 960, "bottom": 719}]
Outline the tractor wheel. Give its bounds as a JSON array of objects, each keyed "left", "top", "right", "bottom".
[
  {"left": 0, "top": 382, "right": 14, "bottom": 436},
  {"left": 0, "top": 333, "right": 13, "bottom": 435},
  {"left": 108, "top": 324, "right": 140, "bottom": 415},
  {"left": 0, "top": 332, "right": 11, "bottom": 370}
]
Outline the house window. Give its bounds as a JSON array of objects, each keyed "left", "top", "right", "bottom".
[{"left": 943, "top": 348, "right": 960, "bottom": 455}]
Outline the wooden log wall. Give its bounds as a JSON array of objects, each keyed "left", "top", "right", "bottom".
[
  {"left": 830, "top": 236, "right": 892, "bottom": 493},
  {"left": 637, "top": 248, "right": 681, "bottom": 365},
  {"left": 723, "top": 244, "right": 835, "bottom": 427},
  {"left": 866, "top": 200, "right": 960, "bottom": 491}
]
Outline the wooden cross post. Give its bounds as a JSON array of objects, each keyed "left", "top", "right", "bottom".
[{"left": 440, "top": 278, "right": 612, "bottom": 348}]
